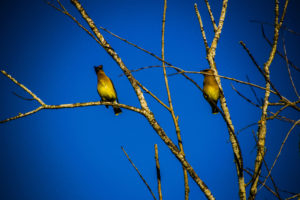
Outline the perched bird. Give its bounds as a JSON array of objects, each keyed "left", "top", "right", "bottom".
[
  {"left": 94, "top": 65, "right": 122, "bottom": 115},
  {"left": 201, "top": 68, "right": 220, "bottom": 114}
]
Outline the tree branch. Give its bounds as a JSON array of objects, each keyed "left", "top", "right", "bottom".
[
  {"left": 154, "top": 144, "right": 163, "bottom": 200},
  {"left": 161, "top": 0, "right": 189, "bottom": 199},
  {"left": 249, "top": 1, "right": 289, "bottom": 199},
  {"left": 121, "top": 146, "right": 157, "bottom": 200}
]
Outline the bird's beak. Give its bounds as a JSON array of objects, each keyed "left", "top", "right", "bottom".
[{"left": 94, "top": 66, "right": 98, "bottom": 73}]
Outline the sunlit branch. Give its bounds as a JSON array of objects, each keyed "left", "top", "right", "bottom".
[
  {"left": 204, "top": 0, "right": 217, "bottom": 32},
  {"left": 251, "top": 132, "right": 282, "bottom": 200},
  {"left": 194, "top": 3, "right": 209, "bottom": 52},
  {"left": 285, "top": 193, "right": 300, "bottom": 200},
  {"left": 161, "top": 1, "right": 189, "bottom": 198},
  {"left": 1, "top": 70, "right": 45, "bottom": 106},
  {"left": 249, "top": 1, "right": 289, "bottom": 199},
  {"left": 136, "top": 80, "right": 170, "bottom": 111},
  {"left": 0, "top": 101, "right": 143, "bottom": 124}
]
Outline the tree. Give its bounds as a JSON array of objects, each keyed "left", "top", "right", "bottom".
[{"left": 0, "top": 0, "right": 299, "bottom": 199}]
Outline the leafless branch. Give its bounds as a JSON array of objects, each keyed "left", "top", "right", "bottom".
[
  {"left": 250, "top": 19, "right": 300, "bottom": 36},
  {"left": 282, "top": 38, "right": 300, "bottom": 98},
  {"left": 260, "top": 24, "right": 300, "bottom": 72},
  {"left": 154, "top": 144, "right": 163, "bottom": 200},
  {"left": 121, "top": 146, "right": 157, "bottom": 200},
  {"left": 246, "top": 75, "right": 263, "bottom": 106},
  {"left": 204, "top": 0, "right": 217, "bottom": 32},
  {"left": 244, "top": 168, "right": 281, "bottom": 199},
  {"left": 12, "top": 92, "right": 35, "bottom": 101},
  {"left": 135, "top": 80, "right": 170, "bottom": 111},
  {"left": 1, "top": 70, "right": 45, "bottom": 106},
  {"left": 249, "top": 1, "right": 290, "bottom": 199},
  {"left": 258, "top": 119, "right": 300, "bottom": 192},
  {"left": 161, "top": 1, "right": 189, "bottom": 198},
  {"left": 194, "top": 3, "right": 209, "bottom": 52},
  {"left": 285, "top": 193, "right": 300, "bottom": 200},
  {"left": 251, "top": 132, "right": 282, "bottom": 200}
]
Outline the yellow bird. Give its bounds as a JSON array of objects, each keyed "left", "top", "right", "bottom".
[
  {"left": 94, "top": 65, "right": 122, "bottom": 115},
  {"left": 201, "top": 69, "right": 220, "bottom": 114}
]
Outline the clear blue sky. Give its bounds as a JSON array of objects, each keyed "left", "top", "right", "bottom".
[{"left": 0, "top": 0, "right": 299, "bottom": 199}]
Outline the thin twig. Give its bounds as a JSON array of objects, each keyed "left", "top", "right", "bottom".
[
  {"left": 232, "top": 84, "right": 297, "bottom": 124},
  {"left": 1, "top": 70, "right": 45, "bottom": 106},
  {"left": 236, "top": 122, "right": 257, "bottom": 135},
  {"left": 136, "top": 80, "right": 170, "bottom": 111},
  {"left": 0, "top": 106, "right": 44, "bottom": 124},
  {"left": 240, "top": 41, "right": 300, "bottom": 112},
  {"left": 12, "top": 92, "right": 35, "bottom": 101},
  {"left": 266, "top": 104, "right": 289, "bottom": 120},
  {"left": 170, "top": 70, "right": 278, "bottom": 95},
  {"left": 204, "top": 0, "right": 217, "bottom": 32},
  {"left": 282, "top": 37, "right": 299, "bottom": 98},
  {"left": 121, "top": 146, "right": 157, "bottom": 200},
  {"left": 154, "top": 144, "right": 163, "bottom": 200},
  {"left": 246, "top": 75, "right": 262, "bottom": 106},
  {"left": 285, "top": 193, "right": 300, "bottom": 200},
  {"left": 194, "top": 3, "right": 209, "bottom": 52},
  {"left": 260, "top": 24, "right": 300, "bottom": 72},
  {"left": 250, "top": 20, "right": 300, "bottom": 36},
  {"left": 244, "top": 168, "right": 281, "bottom": 199},
  {"left": 161, "top": 1, "right": 189, "bottom": 198},
  {"left": 259, "top": 119, "right": 300, "bottom": 191},
  {"left": 239, "top": 41, "right": 283, "bottom": 100},
  {"left": 46, "top": 0, "right": 103, "bottom": 47}
]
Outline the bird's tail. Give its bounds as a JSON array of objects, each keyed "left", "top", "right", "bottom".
[
  {"left": 209, "top": 101, "right": 219, "bottom": 114},
  {"left": 113, "top": 106, "right": 122, "bottom": 116},
  {"left": 212, "top": 106, "right": 218, "bottom": 114}
]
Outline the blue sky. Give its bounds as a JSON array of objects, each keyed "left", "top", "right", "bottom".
[{"left": 0, "top": 0, "right": 299, "bottom": 199}]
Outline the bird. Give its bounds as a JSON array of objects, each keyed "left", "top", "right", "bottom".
[
  {"left": 201, "top": 68, "right": 220, "bottom": 114},
  {"left": 94, "top": 65, "right": 122, "bottom": 115}
]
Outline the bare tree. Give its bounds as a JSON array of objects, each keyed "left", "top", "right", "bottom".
[{"left": 1, "top": 0, "right": 299, "bottom": 199}]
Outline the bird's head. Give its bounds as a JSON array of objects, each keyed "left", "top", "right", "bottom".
[
  {"left": 94, "top": 65, "right": 103, "bottom": 73},
  {"left": 200, "top": 68, "right": 215, "bottom": 76}
]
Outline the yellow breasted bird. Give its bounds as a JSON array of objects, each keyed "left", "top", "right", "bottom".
[
  {"left": 201, "top": 69, "right": 220, "bottom": 114},
  {"left": 94, "top": 65, "right": 122, "bottom": 115}
]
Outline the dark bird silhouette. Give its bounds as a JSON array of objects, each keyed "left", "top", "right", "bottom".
[
  {"left": 94, "top": 65, "right": 122, "bottom": 115},
  {"left": 201, "top": 69, "right": 220, "bottom": 114}
]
